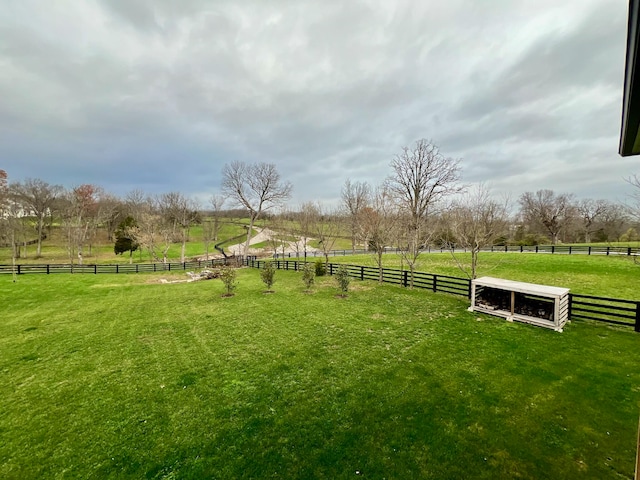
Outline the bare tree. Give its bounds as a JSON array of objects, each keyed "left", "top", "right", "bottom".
[
  {"left": 265, "top": 209, "right": 291, "bottom": 258},
  {"left": 341, "top": 179, "right": 370, "bottom": 250},
  {"left": 598, "top": 203, "right": 630, "bottom": 242},
  {"left": 359, "top": 185, "right": 399, "bottom": 282},
  {"left": 626, "top": 174, "right": 640, "bottom": 221},
  {"left": 98, "top": 193, "right": 125, "bottom": 242},
  {"left": 0, "top": 171, "right": 24, "bottom": 273},
  {"left": 202, "top": 194, "right": 226, "bottom": 259},
  {"left": 0, "top": 169, "right": 9, "bottom": 249},
  {"left": 209, "top": 194, "right": 226, "bottom": 243},
  {"left": 576, "top": 199, "right": 609, "bottom": 243},
  {"left": 158, "top": 192, "right": 200, "bottom": 263},
  {"left": 221, "top": 161, "right": 292, "bottom": 256},
  {"left": 386, "top": 138, "right": 462, "bottom": 287},
  {"left": 10, "top": 178, "right": 63, "bottom": 257},
  {"left": 518, "top": 190, "right": 574, "bottom": 245},
  {"left": 59, "top": 184, "right": 102, "bottom": 264},
  {"left": 302, "top": 202, "right": 342, "bottom": 266},
  {"left": 443, "top": 185, "right": 509, "bottom": 279}
]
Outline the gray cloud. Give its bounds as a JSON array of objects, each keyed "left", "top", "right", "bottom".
[{"left": 0, "top": 0, "right": 634, "bottom": 207}]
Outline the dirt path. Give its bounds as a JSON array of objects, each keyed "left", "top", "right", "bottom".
[{"left": 226, "top": 227, "right": 319, "bottom": 256}]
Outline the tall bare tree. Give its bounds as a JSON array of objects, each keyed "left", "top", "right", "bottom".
[
  {"left": 576, "top": 198, "right": 609, "bottom": 243},
  {"left": 158, "top": 192, "right": 199, "bottom": 263},
  {"left": 222, "top": 161, "right": 292, "bottom": 256},
  {"left": 359, "top": 185, "right": 399, "bottom": 282},
  {"left": 60, "top": 184, "right": 102, "bottom": 264},
  {"left": 0, "top": 170, "right": 9, "bottom": 248},
  {"left": 302, "top": 201, "right": 342, "bottom": 266},
  {"left": 202, "top": 194, "right": 226, "bottom": 259},
  {"left": 443, "top": 185, "right": 509, "bottom": 279},
  {"left": 386, "top": 139, "right": 462, "bottom": 287},
  {"left": 626, "top": 174, "right": 640, "bottom": 221},
  {"left": 341, "top": 179, "right": 370, "bottom": 250},
  {"left": 10, "top": 178, "right": 63, "bottom": 257},
  {"left": 518, "top": 190, "right": 574, "bottom": 245}
]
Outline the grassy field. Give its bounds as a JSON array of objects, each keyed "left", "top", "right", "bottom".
[
  {"left": 319, "top": 252, "right": 640, "bottom": 300},
  {"left": 1, "top": 268, "right": 639, "bottom": 479},
  {"left": 0, "top": 221, "right": 253, "bottom": 265}
]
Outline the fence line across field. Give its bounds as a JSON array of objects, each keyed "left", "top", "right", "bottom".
[
  {"left": 1, "top": 256, "right": 638, "bottom": 332},
  {"left": 272, "top": 244, "right": 640, "bottom": 259},
  {"left": 245, "top": 257, "right": 640, "bottom": 333}
]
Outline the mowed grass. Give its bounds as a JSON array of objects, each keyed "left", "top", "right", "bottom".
[
  {"left": 1, "top": 269, "right": 640, "bottom": 479},
  {"left": 322, "top": 252, "right": 640, "bottom": 300}
]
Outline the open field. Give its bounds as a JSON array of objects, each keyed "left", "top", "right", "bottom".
[
  {"left": 320, "top": 252, "right": 640, "bottom": 300},
  {"left": 0, "top": 219, "right": 355, "bottom": 264},
  {"left": 1, "top": 269, "right": 639, "bottom": 478}
]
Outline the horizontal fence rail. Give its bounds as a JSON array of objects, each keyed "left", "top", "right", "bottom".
[
  {"left": 272, "top": 245, "right": 640, "bottom": 259},
  {"left": 569, "top": 294, "right": 640, "bottom": 331},
  {"left": 0, "top": 258, "right": 232, "bottom": 275},
  {"left": 247, "top": 258, "right": 640, "bottom": 332}
]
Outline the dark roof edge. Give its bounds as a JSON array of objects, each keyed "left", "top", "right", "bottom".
[{"left": 620, "top": 0, "right": 640, "bottom": 156}]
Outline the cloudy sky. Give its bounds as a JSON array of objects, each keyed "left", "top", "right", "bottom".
[{"left": 1, "top": 0, "right": 637, "bottom": 207}]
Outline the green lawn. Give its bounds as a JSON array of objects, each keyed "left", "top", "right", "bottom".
[
  {"left": 1, "top": 269, "right": 639, "bottom": 479},
  {"left": 319, "top": 252, "right": 640, "bottom": 300}
]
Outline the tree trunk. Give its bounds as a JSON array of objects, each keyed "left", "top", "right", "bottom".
[
  {"left": 471, "top": 247, "right": 479, "bottom": 280},
  {"left": 244, "top": 214, "right": 257, "bottom": 257},
  {"left": 36, "top": 214, "right": 44, "bottom": 257}
]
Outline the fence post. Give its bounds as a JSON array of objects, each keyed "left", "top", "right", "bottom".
[
  {"left": 18, "top": 264, "right": 21, "bottom": 275},
  {"left": 535, "top": 245, "right": 538, "bottom": 253},
  {"left": 607, "top": 247, "right": 610, "bottom": 256},
  {"left": 504, "top": 245, "right": 508, "bottom": 252},
  {"left": 361, "top": 266, "right": 364, "bottom": 281},
  {"left": 116, "top": 264, "right": 119, "bottom": 273},
  {"left": 46, "top": 264, "right": 49, "bottom": 274},
  {"left": 403, "top": 270, "right": 408, "bottom": 287},
  {"left": 94, "top": 265, "right": 97, "bottom": 274},
  {"left": 635, "top": 303, "right": 640, "bottom": 333},
  {"left": 136, "top": 264, "right": 139, "bottom": 273},
  {"left": 629, "top": 247, "right": 632, "bottom": 256},
  {"left": 551, "top": 246, "right": 555, "bottom": 254},
  {"left": 588, "top": 246, "right": 591, "bottom": 255},
  {"left": 568, "top": 294, "right": 573, "bottom": 321},
  {"left": 433, "top": 274, "right": 437, "bottom": 292},
  {"left": 329, "top": 264, "right": 334, "bottom": 275},
  {"left": 520, "top": 245, "right": 523, "bottom": 253}
]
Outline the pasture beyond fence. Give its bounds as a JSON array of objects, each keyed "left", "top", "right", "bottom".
[{"left": 1, "top": 257, "right": 638, "bottom": 332}]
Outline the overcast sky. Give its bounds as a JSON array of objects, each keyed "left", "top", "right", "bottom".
[{"left": 1, "top": 0, "right": 638, "bottom": 207}]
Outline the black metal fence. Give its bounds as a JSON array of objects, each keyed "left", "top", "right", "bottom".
[
  {"left": 246, "top": 258, "right": 640, "bottom": 332},
  {"left": 273, "top": 245, "right": 640, "bottom": 259},
  {"left": 569, "top": 294, "right": 640, "bottom": 330},
  {"left": 0, "top": 258, "right": 233, "bottom": 275},
  {"left": 2, "top": 256, "right": 639, "bottom": 332},
  {"left": 247, "top": 258, "right": 471, "bottom": 297}
]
